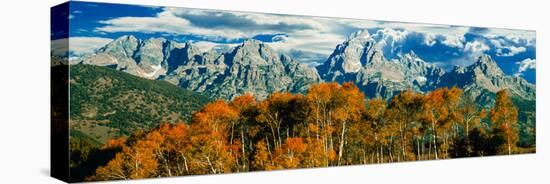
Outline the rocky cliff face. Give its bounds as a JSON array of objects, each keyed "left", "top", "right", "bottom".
[
  {"left": 438, "top": 55, "right": 535, "bottom": 106},
  {"left": 317, "top": 30, "right": 445, "bottom": 99},
  {"left": 79, "top": 35, "right": 182, "bottom": 79},
  {"left": 317, "top": 30, "right": 380, "bottom": 82},
  {"left": 78, "top": 32, "right": 534, "bottom": 104},
  {"left": 163, "top": 39, "right": 321, "bottom": 99},
  {"left": 79, "top": 37, "right": 320, "bottom": 100}
]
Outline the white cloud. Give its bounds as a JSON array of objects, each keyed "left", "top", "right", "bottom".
[
  {"left": 490, "top": 38, "right": 527, "bottom": 57},
  {"left": 423, "top": 33, "right": 436, "bottom": 46},
  {"left": 52, "top": 37, "right": 113, "bottom": 56},
  {"left": 271, "top": 34, "right": 288, "bottom": 42},
  {"left": 515, "top": 58, "right": 536, "bottom": 76},
  {"left": 96, "top": 8, "right": 334, "bottom": 41},
  {"left": 97, "top": 11, "right": 191, "bottom": 34},
  {"left": 192, "top": 41, "right": 238, "bottom": 53},
  {"left": 343, "top": 20, "right": 469, "bottom": 48},
  {"left": 483, "top": 29, "right": 536, "bottom": 43},
  {"left": 94, "top": 7, "right": 346, "bottom": 59},
  {"left": 229, "top": 11, "right": 330, "bottom": 32},
  {"left": 191, "top": 41, "right": 219, "bottom": 52},
  {"left": 371, "top": 28, "right": 409, "bottom": 47},
  {"left": 458, "top": 40, "right": 492, "bottom": 66},
  {"left": 464, "top": 40, "right": 490, "bottom": 56},
  {"left": 480, "top": 29, "right": 536, "bottom": 50},
  {"left": 90, "top": 6, "right": 534, "bottom": 67},
  {"left": 96, "top": 10, "right": 248, "bottom": 40},
  {"left": 442, "top": 36, "right": 465, "bottom": 48},
  {"left": 267, "top": 30, "right": 345, "bottom": 56},
  {"left": 497, "top": 46, "right": 526, "bottom": 56}
]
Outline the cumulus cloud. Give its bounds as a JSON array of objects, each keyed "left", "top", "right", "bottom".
[
  {"left": 97, "top": 10, "right": 256, "bottom": 41},
  {"left": 94, "top": 7, "right": 347, "bottom": 62},
  {"left": 344, "top": 20, "right": 468, "bottom": 48},
  {"left": 267, "top": 30, "right": 345, "bottom": 56},
  {"left": 271, "top": 34, "right": 288, "bottom": 42},
  {"left": 97, "top": 11, "right": 192, "bottom": 34},
  {"left": 169, "top": 8, "right": 327, "bottom": 33},
  {"left": 497, "top": 46, "right": 526, "bottom": 57},
  {"left": 515, "top": 58, "right": 536, "bottom": 76},
  {"left": 464, "top": 40, "right": 490, "bottom": 56},
  {"left": 370, "top": 28, "right": 409, "bottom": 51},
  {"left": 95, "top": 7, "right": 332, "bottom": 42},
  {"left": 442, "top": 36, "right": 465, "bottom": 48},
  {"left": 489, "top": 38, "right": 527, "bottom": 57},
  {"left": 472, "top": 28, "right": 536, "bottom": 50},
  {"left": 422, "top": 33, "right": 437, "bottom": 46},
  {"left": 192, "top": 41, "right": 238, "bottom": 53},
  {"left": 483, "top": 29, "right": 535, "bottom": 42},
  {"left": 87, "top": 4, "right": 535, "bottom": 73}
]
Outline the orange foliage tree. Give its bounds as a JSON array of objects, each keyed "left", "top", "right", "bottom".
[
  {"left": 490, "top": 90, "right": 519, "bottom": 155},
  {"left": 90, "top": 82, "right": 522, "bottom": 180}
]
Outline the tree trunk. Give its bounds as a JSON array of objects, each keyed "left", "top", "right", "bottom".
[
  {"left": 241, "top": 129, "right": 247, "bottom": 171},
  {"left": 277, "top": 120, "right": 282, "bottom": 147},
  {"left": 380, "top": 146, "right": 384, "bottom": 163},
  {"left": 377, "top": 145, "right": 380, "bottom": 163},
  {"left": 230, "top": 123, "right": 235, "bottom": 146},
  {"left": 421, "top": 136, "right": 425, "bottom": 160},
  {"left": 337, "top": 120, "right": 346, "bottom": 166},
  {"left": 389, "top": 136, "right": 394, "bottom": 162},
  {"left": 416, "top": 136, "right": 421, "bottom": 160},
  {"left": 265, "top": 136, "right": 271, "bottom": 155},
  {"left": 405, "top": 141, "right": 408, "bottom": 160},
  {"left": 508, "top": 139, "right": 512, "bottom": 155},
  {"left": 466, "top": 120, "right": 471, "bottom": 156},
  {"left": 375, "top": 133, "right": 380, "bottom": 163},
  {"left": 205, "top": 156, "right": 216, "bottom": 174},
  {"left": 181, "top": 154, "right": 189, "bottom": 174},
  {"left": 434, "top": 132, "right": 438, "bottom": 159},
  {"left": 432, "top": 120, "right": 439, "bottom": 160},
  {"left": 269, "top": 126, "right": 277, "bottom": 148},
  {"left": 428, "top": 135, "right": 432, "bottom": 159}
]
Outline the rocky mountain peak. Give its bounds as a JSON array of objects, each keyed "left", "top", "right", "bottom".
[
  {"left": 228, "top": 39, "right": 281, "bottom": 67},
  {"left": 78, "top": 33, "right": 534, "bottom": 104},
  {"left": 115, "top": 35, "right": 138, "bottom": 43},
  {"left": 470, "top": 54, "right": 504, "bottom": 77},
  {"left": 107, "top": 35, "right": 139, "bottom": 48},
  {"left": 316, "top": 30, "right": 382, "bottom": 82},
  {"left": 347, "top": 29, "right": 371, "bottom": 40},
  {"left": 162, "top": 38, "right": 320, "bottom": 100},
  {"left": 241, "top": 38, "right": 263, "bottom": 47},
  {"left": 100, "top": 35, "right": 139, "bottom": 57},
  {"left": 404, "top": 50, "right": 418, "bottom": 59},
  {"left": 235, "top": 39, "right": 266, "bottom": 54},
  {"left": 400, "top": 50, "right": 439, "bottom": 70}
]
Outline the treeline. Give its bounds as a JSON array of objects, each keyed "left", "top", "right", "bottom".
[{"left": 89, "top": 82, "right": 531, "bottom": 181}]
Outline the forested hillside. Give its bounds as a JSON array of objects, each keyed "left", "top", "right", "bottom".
[
  {"left": 69, "top": 64, "right": 210, "bottom": 139},
  {"left": 86, "top": 82, "right": 534, "bottom": 181}
]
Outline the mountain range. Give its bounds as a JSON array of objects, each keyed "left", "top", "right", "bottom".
[{"left": 74, "top": 30, "right": 535, "bottom": 108}]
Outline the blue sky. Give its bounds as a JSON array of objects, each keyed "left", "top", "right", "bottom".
[{"left": 52, "top": 1, "right": 536, "bottom": 83}]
